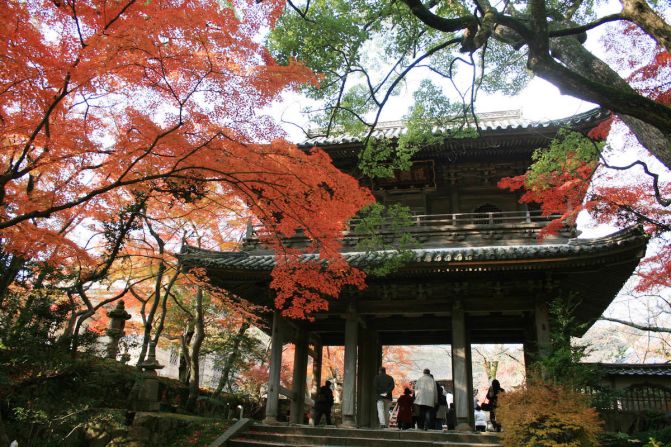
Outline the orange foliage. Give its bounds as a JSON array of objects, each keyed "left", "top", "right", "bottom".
[
  {"left": 497, "top": 154, "right": 597, "bottom": 239},
  {"left": 589, "top": 180, "right": 671, "bottom": 292},
  {"left": 382, "top": 346, "right": 414, "bottom": 396},
  {"left": 587, "top": 116, "right": 614, "bottom": 142},
  {"left": 497, "top": 382, "right": 602, "bottom": 447},
  {"left": 606, "top": 24, "right": 671, "bottom": 106},
  {"left": 322, "top": 346, "right": 345, "bottom": 383},
  {"left": 1, "top": 0, "right": 374, "bottom": 318},
  {"left": 237, "top": 364, "right": 270, "bottom": 400}
]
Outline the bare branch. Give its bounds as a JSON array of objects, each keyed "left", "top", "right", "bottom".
[
  {"left": 548, "top": 14, "right": 626, "bottom": 38},
  {"left": 402, "top": 0, "right": 477, "bottom": 33},
  {"left": 600, "top": 316, "right": 671, "bottom": 333},
  {"left": 599, "top": 156, "right": 671, "bottom": 207}
]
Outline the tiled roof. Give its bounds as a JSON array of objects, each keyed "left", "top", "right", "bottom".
[
  {"left": 302, "top": 108, "right": 610, "bottom": 147},
  {"left": 587, "top": 363, "right": 671, "bottom": 377},
  {"left": 181, "top": 226, "right": 645, "bottom": 272}
]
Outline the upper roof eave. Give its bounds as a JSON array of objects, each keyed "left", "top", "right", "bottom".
[
  {"left": 298, "top": 108, "right": 611, "bottom": 149},
  {"left": 584, "top": 362, "right": 671, "bottom": 377},
  {"left": 180, "top": 225, "right": 647, "bottom": 273}
]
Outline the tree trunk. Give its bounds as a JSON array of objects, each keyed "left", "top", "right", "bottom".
[
  {"left": 70, "top": 309, "right": 94, "bottom": 355},
  {"left": 179, "top": 321, "right": 195, "bottom": 384},
  {"left": 539, "top": 34, "right": 671, "bottom": 169},
  {"left": 186, "top": 288, "right": 205, "bottom": 412},
  {"left": 213, "top": 322, "right": 250, "bottom": 398},
  {"left": 136, "top": 262, "right": 166, "bottom": 367},
  {"left": 0, "top": 254, "right": 23, "bottom": 307}
]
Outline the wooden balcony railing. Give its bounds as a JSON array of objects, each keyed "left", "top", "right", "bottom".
[
  {"left": 244, "top": 210, "right": 566, "bottom": 241},
  {"left": 347, "top": 210, "right": 563, "bottom": 230}
]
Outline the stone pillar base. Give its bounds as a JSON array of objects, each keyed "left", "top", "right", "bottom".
[
  {"left": 341, "top": 416, "right": 356, "bottom": 428},
  {"left": 263, "top": 417, "right": 280, "bottom": 425},
  {"left": 455, "top": 422, "right": 473, "bottom": 432}
]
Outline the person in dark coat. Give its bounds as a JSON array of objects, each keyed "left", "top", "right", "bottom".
[
  {"left": 373, "top": 366, "right": 395, "bottom": 428},
  {"left": 446, "top": 403, "right": 457, "bottom": 430},
  {"left": 313, "top": 380, "right": 334, "bottom": 426},
  {"left": 396, "top": 388, "right": 414, "bottom": 430},
  {"left": 486, "top": 379, "right": 505, "bottom": 432},
  {"left": 435, "top": 385, "right": 447, "bottom": 429}
]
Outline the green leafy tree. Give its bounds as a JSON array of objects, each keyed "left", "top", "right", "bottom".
[
  {"left": 269, "top": 0, "right": 671, "bottom": 172},
  {"left": 352, "top": 203, "right": 417, "bottom": 276},
  {"left": 533, "top": 296, "right": 600, "bottom": 389}
]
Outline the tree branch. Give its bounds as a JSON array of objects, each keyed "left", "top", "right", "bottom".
[
  {"left": 401, "top": 0, "right": 477, "bottom": 33},
  {"left": 599, "top": 157, "right": 671, "bottom": 207},
  {"left": 548, "top": 13, "right": 626, "bottom": 38},
  {"left": 600, "top": 316, "right": 671, "bottom": 333}
]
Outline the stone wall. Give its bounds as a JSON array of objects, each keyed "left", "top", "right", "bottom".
[{"left": 84, "top": 411, "right": 228, "bottom": 447}]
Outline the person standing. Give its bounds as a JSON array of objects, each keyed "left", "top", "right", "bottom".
[
  {"left": 486, "top": 379, "right": 505, "bottom": 432},
  {"left": 414, "top": 369, "right": 437, "bottom": 430},
  {"left": 313, "top": 380, "right": 334, "bottom": 426},
  {"left": 446, "top": 403, "right": 457, "bottom": 430},
  {"left": 435, "top": 385, "right": 447, "bottom": 429},
  {"left": 396, "top": 388, "right": 414, "bottom": 430},
  {"left": 474, "top": 404, "right": 487, "bottom": 432},
  {"left": 373, "top": 366, "right": 395, "bottom": 428}
]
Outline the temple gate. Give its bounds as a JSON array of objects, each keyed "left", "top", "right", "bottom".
[{"left": 182, "top": 109, "right": 647, "bottom": 429}]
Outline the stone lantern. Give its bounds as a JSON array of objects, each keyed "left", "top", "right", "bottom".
[
  {"left": 106, "top": 300, "right": 131, "bottom": 360},
  {"left": 136, "top": 342, "right": 165, "bottom": 412}
]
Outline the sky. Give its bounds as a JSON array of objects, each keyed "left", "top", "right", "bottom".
[{"left": 273, "top": 66, "right": 600, "bottom": 144}]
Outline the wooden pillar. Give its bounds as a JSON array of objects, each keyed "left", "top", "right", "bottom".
[
  {"left": 373, "top": 335, "right": 383, "bottom": 427},
  {"left": 535, "top": 302, "right": 551, "bottom": 358},
  {"left": 451, "top": 301, "right": 472, "bottom": 430},
  {"left": 357, "top": 328, "right": 366, "bottom": 428},
  {"left": 465, "top": 339, "right": 475, "bottom": 428},
  {"left": 523, "top": 340, "right": 537, "bottom": 380},
  {"left": 523, "top": 312, "right": 538, "bottom": 379},
  {"left": 341, "top": 311, "right": 359, "bottom": 427},
  {"left": 290, "top": 328, "right": 309, "bottom": 424},
  {"left": 357, "top": 327, "right": 379, "bottom": 428},
  {"left": 312, "top": 342, "right": 323, "bottom": 396},
  {"left": 264, "top": 311, "right": 284, "bottom": 424}
]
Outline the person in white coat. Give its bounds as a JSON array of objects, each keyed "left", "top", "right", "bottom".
[
  {"left": 414, "top": 369, "right": 437, "bottom": 430},
  {"left": 474, "top": 405, "right": 487, "bottom": 432}
]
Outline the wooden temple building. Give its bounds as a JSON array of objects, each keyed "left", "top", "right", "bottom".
[{"left": 182, "top": 109, "right": 648, "bottom": 429}]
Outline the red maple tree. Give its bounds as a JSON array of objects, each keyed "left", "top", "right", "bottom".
[
  {"left": 0, "top": 0, "right": 374, "bottom": 319},
  {"left": 498, "top": 22, "right": 670, "bottom": 297}
]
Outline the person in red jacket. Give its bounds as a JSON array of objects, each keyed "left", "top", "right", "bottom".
[{"left": 396, "top": 388, "right": 414, "bottom": 430}]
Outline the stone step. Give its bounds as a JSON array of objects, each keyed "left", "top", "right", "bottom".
[
  {"left": 229, "top": 439, "right": 295, "bottom": 447},
  {"left": 229, "top": 424, "right": 503, "bottom": 447},
  {"left": 248, "top": 425, "right": 500, "bottom": 444},
  {"left": 229, "top": 440, "right": 299, "bottom": 447},
  {"left": 238, "top": 432, "right": 501, "bottom": 447}
]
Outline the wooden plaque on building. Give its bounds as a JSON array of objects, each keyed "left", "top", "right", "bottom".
[{"left": 373, "top": 160, "right": 436, "bottom": 190}]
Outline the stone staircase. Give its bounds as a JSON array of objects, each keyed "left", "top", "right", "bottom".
[{"left": 228, "top": 424, "right": 503, "bottom": 447}]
